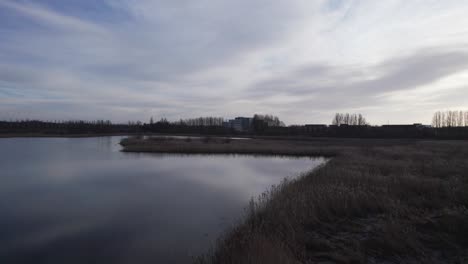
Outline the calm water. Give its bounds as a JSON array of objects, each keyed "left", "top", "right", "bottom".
[{"left": 0, "top": 137, "right": 325, "bottom": 264}]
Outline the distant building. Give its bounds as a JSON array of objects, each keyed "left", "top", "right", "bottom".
[
  {"left": 224, "top": 117, "right": 252, "bottom": 132},
  {"left": 382, "top": 123, "right": 426, "bottom": 130},
  {"left": 304, "top": 124, "right": 327, "bottom": 132},
  {"left": 378, "top": 123, "right": 432, "bottom": 138}
]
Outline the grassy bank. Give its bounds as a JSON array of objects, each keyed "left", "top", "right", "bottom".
[
  {"left": 119, "top": 136, "right": 381, "bottom": 157},
  {"left": 121, "top": 137, "right": 468, "bottom": 263}
]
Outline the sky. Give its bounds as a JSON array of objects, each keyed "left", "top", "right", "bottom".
[{"left": 0, "top": 0, "right": 467, "bottom": 125}]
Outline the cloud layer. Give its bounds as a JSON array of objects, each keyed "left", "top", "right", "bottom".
[{"left": 1, "top": 0, "right": 468, "bottom": 124}]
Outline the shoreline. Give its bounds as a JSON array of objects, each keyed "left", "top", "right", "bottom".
[
  {"left": 0, "top": 132, "right": 254, "bottom": 139},
  {"left": 0, "top": 133, "right": 141, "bottom": 138},
  {"left": 121, "top": 136, "right": 468, "bottom": 263}
]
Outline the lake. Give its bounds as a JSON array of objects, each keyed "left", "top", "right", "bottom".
[{"left": 0, "top": 137, "right": 325, "bottom": 264}]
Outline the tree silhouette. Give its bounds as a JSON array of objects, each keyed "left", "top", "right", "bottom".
[
  {"left": 332, "top": 113, "right": 368, "bottom": 126},
  {"left": 432, "top": 110, "right": 468, "bottom": 127}
]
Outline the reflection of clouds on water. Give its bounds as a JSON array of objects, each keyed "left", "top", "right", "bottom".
[
  {"left": 3, "top": 220, "right": 101, "bottom": 253},
  {"left": 0, "top": 137, "right": 325, "bottom": 263}
]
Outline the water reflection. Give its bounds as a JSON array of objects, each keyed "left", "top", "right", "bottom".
[{"left": 0, "top": 137, "right": 325, "bottom": 264}]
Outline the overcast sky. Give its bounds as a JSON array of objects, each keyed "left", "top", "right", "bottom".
[{"left": 1, "top": 0, "right": 467, "bottom": 124}]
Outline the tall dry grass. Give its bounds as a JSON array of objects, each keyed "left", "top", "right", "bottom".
[{"left": 194, "top": 141, "right": 468, "bottom": 264}]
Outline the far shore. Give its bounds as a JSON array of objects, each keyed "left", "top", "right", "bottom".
[
  {"left": 0, "top": 132, "right": 256, "bottom": 139},
  {"left": 0, "top": 133, "right": 143, "bottom": 138},
  {"left": 0, "top": 132, "right": 225, "bottom": 139}
]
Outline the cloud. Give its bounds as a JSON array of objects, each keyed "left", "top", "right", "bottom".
[
  {"left": 244, "top": 47, "right": 468, "bottom": 123},
  {"left": 1, "top": 0, "right": 468, "bottom": 124},
  {"left": 0, "top": 0, "right": 104, "bottom": 33}
]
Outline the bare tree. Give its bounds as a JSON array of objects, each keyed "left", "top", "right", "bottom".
[
  {"left": 332, "top": 113, "right": 343, "bottom": 126},
  {"left": 432, "top": 111, "right": 442, "bottom": 128},
  {"left": 458, "top": 111, "right": 464, "bottom": 127},
  {"left": 331, "top": 113, "right": 368, "bottom": 126},
  {"left": 451, "top": 111, "right": 458, "bottom": 127},
  {"left": 357, "top": 114, "right": 367, "bottom": 126},
  {"left": 465, "top": 111, "right": 468, "bottom": 127},
  {"left": 343, "top": 113, "right": 350, "bottom": 125},
  {"left": 431, "top": 112, "right": 437, "bottom": 128},
  {"left": 350, "top": 114, "right": 358, "bottom": 125},
  {"left": 432, "top": 110, "right": 468, "bottom": 127},
  {"left": 446, "top": 111, "right": 453, "bottom": 127},
  {"left": 177, "top": 117, "right": 224, "bottom": 127}
]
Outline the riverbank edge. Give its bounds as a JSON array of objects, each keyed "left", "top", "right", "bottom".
[
  {"left": 0, "top": 132, "right": 256, "bottom": 139},
  {"left": 0, "top": 133, "right": 143, "bottom": 138},
  {"left": 121, "top": 137, "right": 468, "bottom": 263}
]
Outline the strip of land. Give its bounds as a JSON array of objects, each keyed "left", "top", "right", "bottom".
[
  {"left": 121, "top": 136, "right": 468, "bottom": 264},
  {"left": 121, "top": 136, "right": 340, "bottom": 157}
]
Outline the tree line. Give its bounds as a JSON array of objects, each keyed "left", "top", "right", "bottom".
[
  {"left": 144, "top": 116, "right": 228, "bottom": 134},
  {"left": 3, "top": 112, "right": 468, "bottom": 139},
  {"left": 331, "top": 113, "right": 368, "bottom": 126},
  {"left": 432, "top": 110, "right": 468, "bottom": 128},
  {"left": 0, "top": 120, "right": 141, "bottom": 134},
  {"left": 165, "top": 117, "right": 224, "bottom": 127},
  {"left": 148, "top": 115, "right": 284, "bottom": 128},
  {"left": 144, "top": 114, "right": 285, "bottom": 134}
]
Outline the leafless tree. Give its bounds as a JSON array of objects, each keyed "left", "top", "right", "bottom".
[
  {"left": 458, "top": 111, "right": 464, "bottom": 127},
  {"left": 332, "top": 113, "right": 344, "bottom": 126},
  {"left": 343, "top": 113, "right": 350, "bottom": 125},
  {"left": 432, "top": 111, "right": 442, "bottom": 128},
  {"left": 350, "top": 114, "right": 358, "bottom": 125},
  {"left": 357, "top": 114, "right": 367, "bottom": 126},
  {"left": 432, "top": 110, "right": 468, "bottom": 127},
  {"left": 446, "top": 111, "right": 453, "bottom": 127},
  {"left": 465, "top": 112, "right": 468, "bottom": 127},
  {"left": 176, "top": 117, "right": 224, "bottom": 126},
  {"left": 331, "top": 113, "right": 368, "bottom": 126}
]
